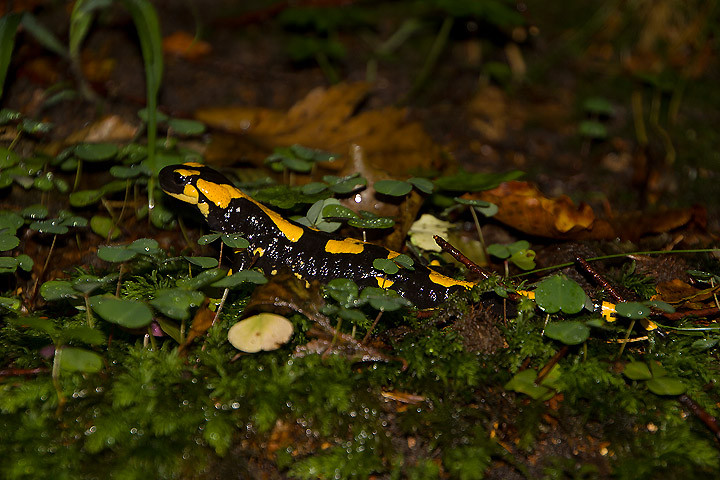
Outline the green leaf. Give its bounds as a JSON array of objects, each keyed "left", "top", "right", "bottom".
[
  {"left": 127, "top": 238, "right": 160, "bottom": 255},
  {"left": 90, "top": 296, "right": 153, "bottom": 328},
  {"left": 324, "top": 173, "right": 367, "bottom": 194},
  {"left": 211, "top": 270, "right": 267, "bottom": 288},
  {"left": 20, "top": 118, "right": 53, "bottom": 135},
  {"left": 137, "top": 108, "right": 168, "bottom": 123},
  {"left": 691, "top": 338, "right": 718, "bottom": 351},
  {"left": 0, "top": 296, "right": 21, "bottom": 311},
  {"left": 90, "top": 215, "right": 121, "bottom": 239},
  {"left": 33, "top": 173, "right": 54, "bottom": 191},
  {"left": 59, "top": 347, "right": 103, "bottom": 373},
  {"left": 474, "top": 202, "right": 498, "bottom": 217},
  {"left": 60, "top": 215, "right": 88, "bottom": 228},
  {"left": 374, "top": 179, "right": 412, "bottom": 197},
  {"left": 614, "top": 302, "right": 650, "bottom": 319},
  {"left": 645, "top": 299, "right": 674, "bottom": 313},
  {"left": 176, "top": 267, "right": 226, "bottom": 290},
  {"left": 359, "top": 287, "right": 411, "bottom": 311},
  {"left": 40, "top": 280, "right": 78, "bottom": 301},
  {"left": 373, "top": 258, "right": 399, "bottom": 275},
  {"left": 0, "top": 146, "right": 20, "bottom": 168},
  {"left": 7, "top": 316, "right": 58, "bottom": 336},
  {"left": 434, "top": 170, "right": 523, "bottom": 192},
  {"left": 508, "top": 248, "right": 536, "bottom": 270},
  {"left": 98, "top": 245, "right": 137, "bottom": 263},
  {"left": 221, "top": 233, "right": 249, "bottom": 249},
  {"left": 349, "top": 211, "right": 395, "bottom": 229},
  {"left": 298, "top": 198, "right": 341, "bottom": 232},
  {"left": 227, "top": 313, "right": 294, "bottom": 353},
  {"left": 623, "top": 362, "right": 652, "bottom": 381},
  {"left": 63, "top": 326, "right": 105, "bottom": 345},
  {"left": 454, "top": 197, "right": 493, "bottom": 208},
  {"left": 407, "top": 177, "right": 434, "bottom": 194},
  {"left": 338, "top": 307, "right": 366, "bottom": 323},
  {"left": 150, "top": 288, "right": 205, "bottom": 320},
  {"left": 325, "top": 278, "right": 359, "bottom": 308},
  {"left": 74, "top": 143, "right": 119, "bottom": 161},
  {"left": 29, "top": 219, "right": 68, "bottom": 235},
  {"left": 300, "top": 182, "right": 328, "bottom": 195},
  {"left": 0, "top": 233, "right": 19, "bottom": 251},
  {"left": 21, "top": 204, "right": 48, "bottom": 219},
  {"left": 646, "top": 377, "right": 686, "bottom": 396},
  {"left": 534, "top": 275, "right": 587, "bottom": 315},
  {"left": 578, "top": 120, "right": 607, "bottom": 139},
  {"left": 167, "top": 118, "right": 206, "bottom": 135},
  {"left": 70, "top": 189, "right": 104, "bottom": 207},
  {"left": 0, "top": 256, "right": 17, "bottom": 273},
  {"left": 110, "top": 164, "right": 144, "bottom": 178},
  {"left": 393, "top": 254, "right": 414, "bottom": 270},
  {"left": 16, "top": 254, "right": 33, "bottom": 272},
  {"left": 322, "top": 204, "right": 358, "bottom": 220},
  {"left": 504, "top": 369, "right": 554, "bottom": 401},
  {"left": 72, "top": 275, "right": 109, "bottom": 295},
  {"left": 183, "top": 256, "right": 219, "bottom": 269},
  {"left": 198, "top": 233, "right": 221, "bottom": 245},
  {"left": 583, "top": 96, "right": 614, "bottom": 115},
  {"left": 544, "top": 321, "right": 590, "bottom": 345},
  {"left": 0, "top": 211, "right": 23, "bottom": 233},
  {"left": 0, "top": 108, "right": 21, "bottom": 124}
]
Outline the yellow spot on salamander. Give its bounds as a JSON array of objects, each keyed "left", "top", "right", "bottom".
[
  {"left": 376, "top": 276, "right": 394, "bottom": 289},
  {"left": 261, "top": 206, "right": 304, "bottom": 242},
  {"left": 428, "top": 271, "right": 474, "bottom": 289},
  {"left": 175, "top": 168, "right": 202, "bottom": 178},
  {"left": 166, "top": 184, "right": 200, "bottom": 205},
  {"left": 196, "top": 179, "right": 242, "bottom": 209},
  {"left": 325, "top": 238, "right": 365, "bottom": 254},
  {"left": 386, "top": 251, "right": 400, "bottom": 260},
  {"left": 640, "top": 318, "right": 658, "bottom": 330},
  {"left": 601, "top": 301, "right": 617, "bottom": 322},
  {"left": 517, "top": 290, "right": 535, "bottom": 300},
  {"left": 196, "top": 178, "right": 304, "bottom": 242},
  {"left": 197, "top": 202, "right": 209, "bottom": 216},
  {"left": 253, "top": 247, "right": 265, "bottom": 257}
]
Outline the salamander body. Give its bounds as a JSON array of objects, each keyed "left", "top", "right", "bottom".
[{"left": 159, "top": 163, "right": 474, "bottom": 308}]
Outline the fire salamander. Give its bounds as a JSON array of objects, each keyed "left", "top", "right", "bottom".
[{"left": 159, "top": 163, "right": 474, "bottom": 308}]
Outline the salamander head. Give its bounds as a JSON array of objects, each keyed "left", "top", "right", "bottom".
[{"left": 159, "top": 163, "right": 248, "bottom": 220}]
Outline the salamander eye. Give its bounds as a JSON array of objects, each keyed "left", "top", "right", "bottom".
[{"left": 173, "top": 171, "right": 186, "bottom": 186}]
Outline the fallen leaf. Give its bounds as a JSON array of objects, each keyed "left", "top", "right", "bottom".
[
  {"left": 179, "top": 301, "right": 215, "bottom": 352},
  {"left": 163, "top": 31, "right": 212, "bottom": 61},
  {"left": 228, "top": 313, "right": 294, "bottom": 353},
  {"left": 197, "top": 82, "right": 446, "bottom": 248},
  {"left": 654, "top": 279, "right": 719, "bottom": 307},
  {"left": 65, "top": 115, "right": 138, "bottom": 144},
  {"left": 469, "top": 181, "right": 615, "bottom": 239},
  {"left": 470, "top": 181, "right": 703, "bottom": 240}
]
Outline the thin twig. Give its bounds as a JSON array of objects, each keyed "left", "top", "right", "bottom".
[
  {"left": 678, "top": 394, "right": 720, "bottom": 440},
  {"left": 575, "top": 256, "right": 623, "bottom": 303},
  {"left": 536, "top": 346, "right": 569, "bottom": 385},
  {"left": 434, "top": 235, "right": 491, "bottom": 279}
]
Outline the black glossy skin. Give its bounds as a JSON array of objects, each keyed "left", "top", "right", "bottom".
[{"left": 159, "top": 164, "right": 472, "bottom": 308}]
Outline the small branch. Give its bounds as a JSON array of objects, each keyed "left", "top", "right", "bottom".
[
  {"left": 535, "top": 346, "right": 570, "bottom": 385},
  {"left": 434, "top": 235, "right": 491, "bottom": 279},
  {"left": 678, "top": 394, "right": 720, "bottom": 441},
  {"left": 575, "top": 256, "right": 623, "bottom": 303}
]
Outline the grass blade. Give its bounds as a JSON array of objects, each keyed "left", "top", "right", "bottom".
[{"left": 0, "top": 13, "right": 22, "bottom": 100}]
